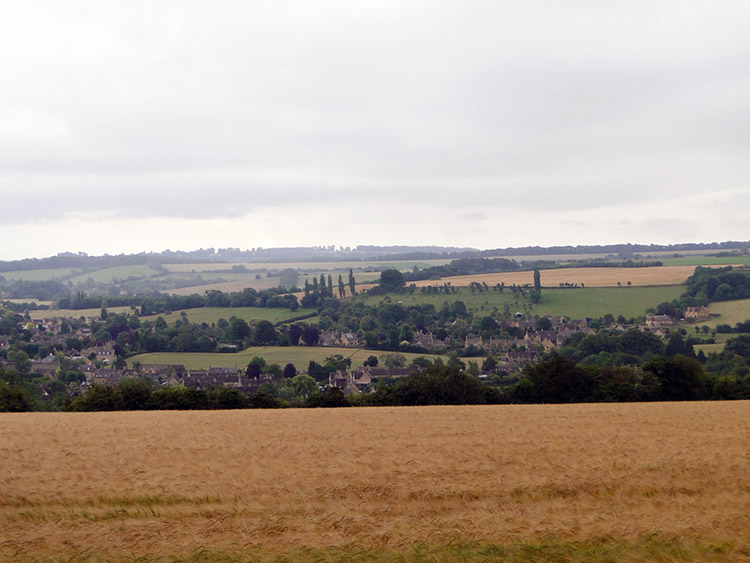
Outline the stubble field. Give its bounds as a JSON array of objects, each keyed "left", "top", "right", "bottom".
[{"left": 2, "top": 402, "right": 750, "bottom": 561}]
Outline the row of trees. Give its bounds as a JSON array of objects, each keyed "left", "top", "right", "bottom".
[{"left": 5, "top": 352, "right": 742, "bottom": 413}]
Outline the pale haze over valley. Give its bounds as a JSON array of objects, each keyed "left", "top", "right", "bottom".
[{"left": 2, "top": 1, "right": 749, "bottom": 260}]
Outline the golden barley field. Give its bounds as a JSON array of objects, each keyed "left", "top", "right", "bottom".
[
  {"left": 412, "top": 265, "right": 702, "bottom": 289},
  {"left": 2, "top": 403, "right": 750, "bottom": 561}
]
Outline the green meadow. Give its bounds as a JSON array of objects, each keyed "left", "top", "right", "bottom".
[
  {"left": 660, "top": 256, "right": 750, "bottom": 267},
  {"left": 130, "top": 346, "right": 442, "bottom": 371},
  {"left": 703, "top": 298, "right": 750, "bottom": 328},
  {"left": 141, "top": 307, "right": 317, "bottom": 325},
  {"left": 28, "top": 306, "right": 134, "bottom": 320},
  {"left": 67, "top": 265, "right": 160, "bottom": 284}
]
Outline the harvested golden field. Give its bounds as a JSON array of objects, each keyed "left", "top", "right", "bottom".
[
  {"left": 413, "top": 265, "right": 701, "bottom": 288},
  {"left": 2, "top": 403, "right": 750, "bottom": 561}
]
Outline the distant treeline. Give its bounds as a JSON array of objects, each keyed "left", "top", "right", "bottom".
[
  {"left": 479, "top": 241, "right": 750, "bottom": 257},
  {"left": 2, "top": 241, "right": 748, "bottom": 272}
]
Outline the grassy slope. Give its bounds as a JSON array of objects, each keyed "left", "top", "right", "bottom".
[
  {"left": 67, "top": 265, "right": 159, "bottom": 284},
  {"left": 361, "top": 285, "right": 684, "bottom": 319},
  {"left": 1, "top": 267, "right": 82, "bottom": 281},
  {"left": 140, "top": 307, "right": 317, "bottom": 325},
  {"left": 163, "top": 259, "right": 452, "bottom": 273},
  {"left": 660, "top": 256, "right": 750, "bottom": 266},
  {"left": 129, "top": 346, "right": 442, "bottom": 370},
  {"left": 28, "top": 306, "right": 134, "bottom": 320}
]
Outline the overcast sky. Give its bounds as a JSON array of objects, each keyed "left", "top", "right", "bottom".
[{"left": 2, "top": 1, "right": 749, "bottom": 260}]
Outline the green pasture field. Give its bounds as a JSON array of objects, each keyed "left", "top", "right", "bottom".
[
  {"left": 67, "top": 264, "right": 160, "bottom": 284},
  {"left": 27, "top": 306, "right": 133, "bottom": 320},
  {"left": 700, "top": 298, "right": 750, "bottom": 328},
  {"left": 660, "top": 256, "right": 750, "bottom": 267},
  {"left": 360, "top": 285, "right": 684, "bottom": 320},
  {"left": 140, "top": 307, "right": 317, "bottom": 325},
  {"left": 0, "top": 267, "right": 82, "bottom": 281},
  {"left": 129, "top": 346, "right": 442, "bottom": 371},
  {"left": 691, "top": 332, "right": 742, "bottom": 356},
  {"left": 1, "top": 299, "right": 55, "bottom": 306},
  {"left": 534, "top": 286, "right": 684, "bottom": 319}
]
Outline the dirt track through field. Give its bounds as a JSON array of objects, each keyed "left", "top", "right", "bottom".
[{"left": 2, "top": 402, "right": 750, "bottom": 560}]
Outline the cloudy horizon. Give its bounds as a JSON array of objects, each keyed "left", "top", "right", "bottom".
[{"left": 2, "top": 1, "right": 749, "bottom": 260}]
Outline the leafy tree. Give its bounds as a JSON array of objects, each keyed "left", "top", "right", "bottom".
[
  {"left": 380, "top": 352, "right": 407, "bottom": 368},
  {"left": 8, "top": 350, "right": 31, "bottom": 374},
  {"left": 288, "top": 324, "right": 302, "bottom": 345},
  {"left": 535, "top": 317, "right": 552, "bottom": 331},
  {"left": 69, "top": 384, "right": 125, "bottom": 411},
  {"left": 283, "top": 363, "right": 297, "bottom": 378},
  {"left": 378, "top": 269, "right": 405, "bottom": 292},
  {"left": 323, "top": 354, "right": 351, "bottom": 373},
  {"left": 643, "top": 356, "right": 707, "bottom": 401},
  {"left": 0, "top": 380, "right": 33, "bottom": 412},
  {"left": 409, "top": 356, "right": 432, "bottom": 370},
  {"left": 301, "top": 325, "right": 320, "bottom": 346},
  {"left": 254, "top": 320, "right": 277, "bottom": 345},
  {"left": 665, "top": 334, "right": 695, "bottom": 358},
  {"left": 306, "top": 387, "right": 350, "bottom": 408},
  {"left": 380, "top": 364, "right": 487, "bottom": 406},
  {"left": 363, "top": 355, "right": 379, "bottom": 367},
  {"left": 228, "top": 317, "right": 251, "bottom": 342},
  {"left": 290, "top": 374, "right": 317, "bottom": 399},
  {"left": 482, "top": 356, "right": 498, "bottom": 372},
  {"left": 348, "top": 268, "right": 356, "bottom": 295},
  {"left": 523, "top": 353, "right": 597, "bottom": 403},
  {"left": 246, "top": 357, "right": 266, "bottom": 378},
  {"left": 118, "top": 378, "right": 153, "bottom": 410}
]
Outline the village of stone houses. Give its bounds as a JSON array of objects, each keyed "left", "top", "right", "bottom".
[{"left": 3, "top": 249, "right": 750, "bottom": 409}]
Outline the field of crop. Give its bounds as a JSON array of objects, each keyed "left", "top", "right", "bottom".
[
  {"left": 140, "top": 307, "right": 318, "bottom": 326},
  {"left": 362, "top": 285, "right": 683, "bottom": 320},
  {"left": 2, "top": 402, "right": 750, "bottom": 561},
  {"left": 411, "top": 265, "right": 698, "bottom": 289},
  {"left": 129, "top": 346, "right": 440, "bottom": 370}
]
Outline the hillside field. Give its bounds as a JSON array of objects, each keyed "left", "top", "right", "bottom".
[
  {"left": 162, "top": 259, "right": 452, "bottom": 273},
  {"left": 362, "top": 285, "right": 684, "bottom": 320},
  {"left": 411, "top": 265, "right": 698, "bottom": 289},
  {"left": 28, "top": 306, "right": 134, "bottom": 320},
  {"left": 139, "top": 307, "right": 318, "bottom": 326},
  {"left": 2, "top": 402, "right": 750, "bottom": 561},
  {"left": 129, "top": 346, "right": 440, "bottom": 370},
  {"left": 701, "top": 299, "right": 750, "bottom": 329}
]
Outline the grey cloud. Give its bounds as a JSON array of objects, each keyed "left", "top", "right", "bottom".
[{"left": 1, "top": 1, "right": 749, "bottom": 253}]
